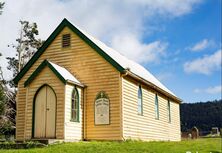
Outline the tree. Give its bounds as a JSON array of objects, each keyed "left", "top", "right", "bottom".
[
  {"left": 1, "top": 20, "right": 43, "bottom": 135},
  {"left": 7, "top": 20, "right": 43, "bottom": 87},
  {"left": 0, "top": 85, "right": 14, "bottom": 136},
  {"left": 180, "top": 99, "right": 222, "bottom": 134},
  {"left": 0, "top": 53, "right": 15, "bottom": 136},
  {"left": 0, "top": 76, "right": 6, "bottom": 117},
  {"left": 0, "top": 2, "right": 5, "bottom": 15},
  {"left": 0, "top": 53, "right": 16, "bottom": 136}
]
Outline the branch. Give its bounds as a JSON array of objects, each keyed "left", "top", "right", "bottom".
[{"left": 0, "top": 67, "right": 16, "bottom": 104}]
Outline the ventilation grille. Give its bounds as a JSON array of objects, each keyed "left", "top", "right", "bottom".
[{"left": 62, "top": 34, "right": 71, "bottom": 48}]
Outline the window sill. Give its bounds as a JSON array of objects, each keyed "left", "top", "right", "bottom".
[{"left": 70, "top": 119, "right": 80, "bottom": 123}]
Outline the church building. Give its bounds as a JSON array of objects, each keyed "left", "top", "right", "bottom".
[{"left": 14, "top": 18, "right": 182, "bottom": 142}]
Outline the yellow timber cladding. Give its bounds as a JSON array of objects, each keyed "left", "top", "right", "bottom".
[
  {"left": 122, "top": 77, "right": 181, "bottom": 141},
  {"left": 24, "top": 66, "right": 65, "bottom": 139},
  {"left": 15, "top": 19, "right": 181, "bottom": 141},
  {"left": 16, "top": 27, "right": 122, "bottom": 140}
]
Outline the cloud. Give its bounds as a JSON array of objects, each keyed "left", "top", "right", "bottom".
[
  {"left": 111, "top": 33, "right": 167, "bottom": 63},
  {"left": 193, "top": 89, "right": 201, "bottom": 93},
  {"left": 125, "top": 0, "right": 202, "bottom": 17},
  {"left": 156, "top": 72, "right": 173, "bottom": 82},
  {"left": 194, "top": 85, "right": 222, "bottom": 94},
  {"left": 190, "top": 39, "right": 215, "bottom": 51},
  {"left": 190, "top": 39, "right": 209, "bottom": 51},
  {"left": 184, "top": 50, "right": 222, "bottom": 75},
  {"left": 206, "top": 86, "right": 222, "bottom": 94},
  {"left": 0, "top": 0, "right": 203, "bottom": 80}
]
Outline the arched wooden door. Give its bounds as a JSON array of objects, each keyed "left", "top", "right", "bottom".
[{"left": 34, "top": 85, "right": 56, "bottom": 138}]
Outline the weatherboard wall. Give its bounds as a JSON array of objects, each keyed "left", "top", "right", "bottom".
[
  {"left": 23, "top": 66, "right": 65, "bottom": 140},
  {"left": 16, "top": 26, "right": 122, "bottom": 140},
  {"left": 64, "top": 85, "right": 83, "bottom": 140},
  {"left": 122, "top": 77, "right": 181, "bottom": 141}
]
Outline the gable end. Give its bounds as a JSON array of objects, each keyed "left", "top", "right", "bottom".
[
  {"left": 14, "top": 18, "right": 125, "bottom": 85},
  {"left": 24, "top": 60, "right": 66, "bottom": 87}
]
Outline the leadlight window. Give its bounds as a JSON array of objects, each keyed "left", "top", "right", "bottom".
[
  {"left": 155, "top": 94, "right": 159, "bottom": 119},
  {"left": 167, "top": 100, "right": 171, "bottom": 123},
  {"left": 71, "top": 88, "right": 79, "bottom": 122},
  {"left": 138, "top": 85, "right": 143, "bottom": 115}
]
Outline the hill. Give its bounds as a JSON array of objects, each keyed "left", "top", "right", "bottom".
[{"left": 180, "top": 99, "right": 222, "bottom": 133}]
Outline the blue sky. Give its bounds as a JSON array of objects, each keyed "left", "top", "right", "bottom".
[
  {"left": 145, "top": 0, "right": 221, "bottom": 103},
  {"left": 0, "top": 0, "right": 221, "bottom": 103}
]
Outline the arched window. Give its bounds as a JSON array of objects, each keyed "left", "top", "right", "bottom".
[
  {"left": 155, "top": 94, "right": 159, "bottom": 119},
  {"left": 71, "top": 87, "right": 79, "bottom": 122},
  {"left": 167, "top": 100, "right": 171, "bottom": 123},
  {"left": 138, "top": 85, "right": 143, "bottom": 115}
]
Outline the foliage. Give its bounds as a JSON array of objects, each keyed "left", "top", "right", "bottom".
[
  {"left": 0, "top": 21, "right": 43, "bottom": 136},
  {"left": 0, "top": 141, "right": 15, "bottom": 149},
  {"left": 0, "top": 2, "right": 4, "bottom": 15},
  {"left": 0, "top": 141, "right": 45, "bottom": 149},
  {"left": 0, "top": 86, "right": 6, "bottom": 116},
  {"left": 6, "top": 20, "right": 43, "bottom": 86},
  {"left": 180, "top": 99, "right": 222, "bottom": 132},
  {"left": 0, "top": 120, "right": 14, "bottom": 136},
  {"left": 0, "top": 138, "right": 220, "bottom": 153},
  {"left": 0, "top": 75, "right": 14, "bottom": 136},
  {"left": 0, "top": 74, "right": 15, "bottom": 136},
  {"left": 25, "top": 141, "right": 45, "bottom": 149}
]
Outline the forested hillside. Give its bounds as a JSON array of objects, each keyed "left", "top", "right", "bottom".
[{"left": 180, "top": 99, "right": 222, "bottom": 132}]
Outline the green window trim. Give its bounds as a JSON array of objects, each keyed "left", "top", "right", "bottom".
[
  {"left": 70, "top": 87, "right": 79, "bottom": 122},
  {"left": 155, "top": 93, "right": 159, "bottom": 120},
  {"left": 138, "top": 85, "right": 143, "bottom": 115},
  {"left": 167, "top": 100, "right": 171, "bottom": 123}
]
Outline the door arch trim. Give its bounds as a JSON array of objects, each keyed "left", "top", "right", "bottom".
[{"left": 32, "top": 84, "right": 57, "bottom": 138}]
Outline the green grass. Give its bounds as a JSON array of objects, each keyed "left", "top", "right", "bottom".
[{"left": 0, "top": 138, "right": 221, "bottom": 153}]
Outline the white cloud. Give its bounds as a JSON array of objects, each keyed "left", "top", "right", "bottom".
[
  {"left": 190, "top": 39, "right": 209, "bottom": 51},
  {"left": 194, "top": 85, "right": 222, "bottom": 94},
  {"left": 0, "top": 0, "right": 203, "bottom": 80},
  {"left": 193, "top": 88, "right": 201, "bottom": 93},
  {"left": 184, "top": 50, "right": 222, "bottom": 75},
  {"left": 190, "top": 39, "right": 215, "bottom": 51},
  {"left": 125, "top": 0, "right": 202, "bottom": 17},
  {"left": 111, "top": 33, "right": 167, "bottom": 63},
  {"left": 206, "top": 86, "right": 222, "bottom": 94},
  {"left": 156, "top": 72, "right": 173, "bottom": 82}
]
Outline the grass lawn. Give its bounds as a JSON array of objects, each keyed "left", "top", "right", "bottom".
[{"left": 0, "top": 138, "right": 221, "bottom": 153}]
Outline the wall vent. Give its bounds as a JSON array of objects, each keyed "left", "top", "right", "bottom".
[{"left": 62, "top": 34, "right": 71, "bottom": 48}]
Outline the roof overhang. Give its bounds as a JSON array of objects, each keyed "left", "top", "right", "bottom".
[
  {"left": 24, "top": 60, "right": 84, "bottom": 88},
  {"left": 122, "top": 70, "right": 182, "bottom": 103}
]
